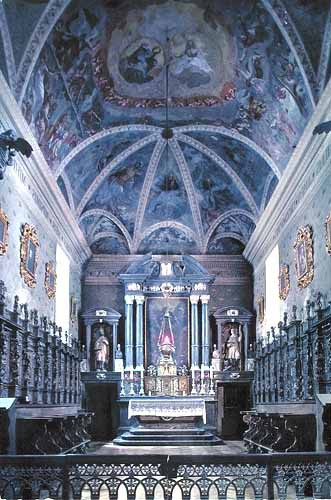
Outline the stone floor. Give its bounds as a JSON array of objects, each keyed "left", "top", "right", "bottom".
[{"left": 90, "top": 439, "right": 246, "bottom": 455}]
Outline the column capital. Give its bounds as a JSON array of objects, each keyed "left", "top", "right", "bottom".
[
  {"left": 190, "top": 295, "right": 200, "bottom": 304},
  {"left": 201, "top": 294, "right": 210, "bottom": 304},
  {"left": 135, "top": 295, "right": 145, "bottom": 305},
  {"left": 125, "top": 295, "right": 134, "bottom": 305}
]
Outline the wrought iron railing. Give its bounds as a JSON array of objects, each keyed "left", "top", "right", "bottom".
[
  {"left": 0, "top": 452, "right": 331, "bottom": 499},
  {"left": 254, "top": 299, "right": 331, "bottom": 405}
]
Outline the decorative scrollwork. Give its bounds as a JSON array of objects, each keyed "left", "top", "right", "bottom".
[
  {"left": 45, "top": 262, "right": 57, "bottom": 299},
  {"left": 20, "top": 223, "right": 39, "bottom": 288},
  {"left": 293, "top": 225, "right": 314, "bottom": 289},
  {"left": 0, "top": 208, "right": 9, "bottom": 255},
  {"left": 325, "top": 211, "right": 331, "bottom": 256},
  {"left": 279, "top": 264, "right": 290, "bottom": 300}
]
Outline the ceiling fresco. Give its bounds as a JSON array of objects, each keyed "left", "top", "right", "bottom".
[{"left": 1, "top": 0, "right": 331, "bottom": 255}]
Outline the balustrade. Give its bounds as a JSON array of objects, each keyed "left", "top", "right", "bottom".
[
  {"left": 254, "top": 300, "right": 331, "bottom": 405},
  {"left": 0, "top": 453, "right": 331, "bottom": 499},
  {"left": 0, "top": 280, "right": 81, "bottom": 405}
]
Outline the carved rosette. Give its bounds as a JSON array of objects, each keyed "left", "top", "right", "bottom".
[
  {"left": 44, "top": 262, "right": 57, "bottom": 299},
  {"left": 20, "top": 223, "right": 39, "bottom": 288},
  {"left": 325, "top": 211, "right": 331, "bottom": 256},
  {"left": 293, "top": 225, "right": 314, "bottom": 289},
  {"left": 0, "top": 208, "right": 9, "bottom": 255},
  {"left": 279, "top": 264, "right": 290, "bottom": 300}
]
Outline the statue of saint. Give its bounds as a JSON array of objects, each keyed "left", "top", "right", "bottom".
[
  {"left": 94, "top": 326, "right": 109, "bottom": 371},
  {"left": 114, "top": 343, "right": 124, "bottom": 373},
  {"left": 225, "top": 328, "right": 242, "bottom": 367},
  {"left": 211, "top": 344, "right": 221, "bottom": 372}
]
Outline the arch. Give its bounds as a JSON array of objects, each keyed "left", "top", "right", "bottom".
[
  {"left": 261, "top": 0, "right": 316, "bottom": 106},
  {"left": 0, "top": 4, "right": 16, "bottom": 89},
  {"left": 16, "top": 0, "right": 70, "bottom": 103},
  {"left": 133, "top": 138, "right": 166, "bottom": 249},
  {"left": 176, "top": 133, "right": 260, "bottom": 218},
  {"left": 75, "top": 134, "right": 159, "bottom": 217},
  {"left": 56, "top": 124, "right": 161, "bottom": 179},
  {"left": 174, "top": 125, "right": 281, "bottom": 179},
  {"left": 79, "top": 209, "right": 132, "bottom": 251},
  {"left": 136, "top": 220, "right": 199, "bottom": 251},
  {"left": 169, "top": 138, "right": 204, "bottom": 248},
  {"left": 204, "top": 209, "right": 256, "bottom": 252}
]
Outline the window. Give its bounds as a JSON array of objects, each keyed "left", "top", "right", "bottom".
[
  {"left": 265, "top": 245, "right": 280, "bottom": 335},
  {"left": 55, "top": 244, "right": 70, "bottom": 338}
]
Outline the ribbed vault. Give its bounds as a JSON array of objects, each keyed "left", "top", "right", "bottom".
[{"left": 0, "top": 0, "right": 330, "bottom": 255}]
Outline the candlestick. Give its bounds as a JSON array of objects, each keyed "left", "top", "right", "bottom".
[
  {"left": 139, "top": 367, "right": 145, "bottom": 396},
  {"left": 200, "top": 365, "right": 205, "bottom": 395},
  {"left": 191, "top": 366, "right": 197, "bottom": 395}
]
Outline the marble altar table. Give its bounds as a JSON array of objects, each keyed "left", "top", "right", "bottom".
[{"left": 128, "top": 397, "right": 207, "bottom": 424}]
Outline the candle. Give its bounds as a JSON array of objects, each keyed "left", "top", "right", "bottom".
[
  {"left": 209, "top": 366, "right": 213, "bottom": 379},
  {"left": 129, "top": 368, "right": 133, "bottom": 380},
  {"left": 121, "top": 367, "right": 124, "bottom": 380},
  {"left": 201, "top": 364, "right": 205, "bottom": 379}
]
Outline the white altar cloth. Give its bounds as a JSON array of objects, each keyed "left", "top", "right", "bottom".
[{"left": 128, "top": 397, "right": 206, "bottom": 424}]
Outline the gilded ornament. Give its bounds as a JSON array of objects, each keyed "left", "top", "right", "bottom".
[
  {"left": 0, "top": 208, "right": 9, "bottom": 255},
  {"left": 20, "top": 223, "right": 39, "bottom": 288},
  {"left": 325, "top": 211, "right": 331, "bottom": 256},
  {"left": 293, "top": 225, "right": 314, "bottom": 289},
  {"left": 257, "top": 296, "right": 264, "bottom": 324},
  {"left": 44, "top": 262, "right": 56, "bottom": 299},
  {"left": 279, "top": 264, "right": 290, "bottom": 300}
]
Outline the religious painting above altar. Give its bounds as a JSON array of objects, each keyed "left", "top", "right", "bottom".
[{"left": 145, "top": 297, "right": 189, "bottom": 368}]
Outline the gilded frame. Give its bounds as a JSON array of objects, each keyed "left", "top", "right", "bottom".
[
  {"left": 293, "top": 225, "right": 314, "bottom": 289},
  {"left": 257, "top": 296, "right": 264, "bottom": 324},
  {"left": 0, "top": 208, "right": 9, "bottom": 255},
  {"left": 45, "top": 262, "right": 57, "bottom": 299},
  {"left": 325, "top": 211, "right": 331, "bottom": 256},
  {"left": 279, "top": 264, "right": 290, "bottom": 300},
  {"left": 20, "top": 223, "right": 39, "bottom": 288}
]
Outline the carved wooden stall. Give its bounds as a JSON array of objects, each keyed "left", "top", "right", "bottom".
[
  {"left": 245, "top": 298, "right": 331, "bottom": 453},
  {"left": 0, "top": 280, "right": 91, "bottom": 454}
]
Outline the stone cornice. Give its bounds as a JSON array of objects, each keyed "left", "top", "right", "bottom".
[
  {"left": 244, "top": 78, "right": 331, "bottom": 271},
  {"left": 83, "top": 254, "right": 252, "bottom": 286},
  {"left": 0, "top": 72, "right": 91, "bottom": 265}
]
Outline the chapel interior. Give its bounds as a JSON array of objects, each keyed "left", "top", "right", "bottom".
[{"left": 0, "top": 0, "right": 331, "bottom": 499}]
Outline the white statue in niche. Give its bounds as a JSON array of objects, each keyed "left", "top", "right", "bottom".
[
  {"left": 211, "top": 344, "right": 221, "bottom": 372},
  {"left": 114, "top": 343, "right": 124, "bottom": 373},
  {"left": 94, "top": 325, "right": 109, "bottom": 371},
  {"left": 225, "top": 327, "right": 242, "bottom": 368}
]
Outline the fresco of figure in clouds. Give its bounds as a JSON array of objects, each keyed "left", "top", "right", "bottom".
[
  {"left": 169, "top": 33, "right": 213, "bottom": 88},
  {"left": 119, "top": 38, "right": 164, "bottom": 84}
]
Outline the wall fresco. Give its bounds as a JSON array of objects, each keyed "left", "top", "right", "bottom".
[{"left": 6, "top": 0, "right": 328, "bottom": 255}]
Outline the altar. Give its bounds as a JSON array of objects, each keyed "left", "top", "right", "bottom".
[
  {"left": 128, "top": 397, "right": 207, "bottom": 424},
  {"left": 82, "top": 256, "right": 237, "bottom": 445}
]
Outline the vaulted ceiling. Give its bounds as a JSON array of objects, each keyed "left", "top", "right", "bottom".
[{"left": 1, "top": 0, "right": 331, "bottom": 255}]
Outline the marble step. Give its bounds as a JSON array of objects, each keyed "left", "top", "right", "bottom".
[
  {"left": 129, "top": 427, "right": 206, "bottom": 436},
  {"left": 113, "top": 428, "right": 223, "bottom": 446}
]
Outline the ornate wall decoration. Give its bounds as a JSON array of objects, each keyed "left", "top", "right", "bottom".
[
  {"left": 20, "top": 224, "right": 39, "bottom": 288},
  {"left": 257, "top": 296, "right": 264, "bottom": 324},
  {"left": 293, "top": 225, "right": 314, "bottom": 289},
  {"left": 0, "top": 208, "right": 9, "bottom": 255},
  {"left": 44, "top": 262, "right": 56, "bottom": 299},
  {"left": 325, "top": 211, "right": 331, "bottom": 256},
  {"left": 279, "top": 264, "right": 290, "bottom": 300}
]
